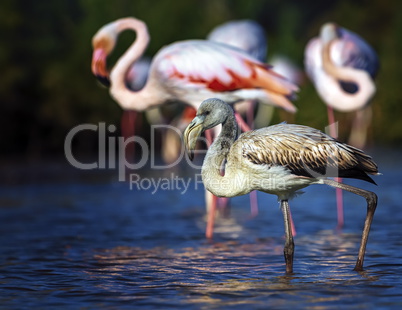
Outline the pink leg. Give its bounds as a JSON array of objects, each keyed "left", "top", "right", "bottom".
[
  {"left": 121, "top": 110, "right": 139, "bottom": 164},
  {"left": 327, "top": 106, "right": 344, "bottom": 229},
  {"left": 249, "top": 191, "right": 258, "bottom": 217},
  {"left": 246, "top": 100, "right": 256, "bottom": 129},
  {"left": 206, "top": 192, "right": 217, "bottom": 239},
  {"left": 217, "top": 197, "right": 231, "bottom": 218},
  {"left": 234, "top": 112, "right": 252, "bottom": 132},
  {"left": 204, "top": 128, "right": 220, "bottom": 239}
]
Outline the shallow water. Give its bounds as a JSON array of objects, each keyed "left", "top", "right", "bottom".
[{"left": 1, "top": 148, "right": 402, "bottom": 309}]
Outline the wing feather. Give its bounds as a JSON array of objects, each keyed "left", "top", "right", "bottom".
[
  {"left": 153, "top": 40, "right": 298, "bottom": 95},
  {"left": 238, "top": 124, "right": 378, "bottom": 183},
  {"left": 338, "top": 28, "right": 379, "bottom": 79}
]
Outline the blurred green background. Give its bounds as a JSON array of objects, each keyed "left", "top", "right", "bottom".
[{"left": 1, "top": 0, "right": 401, "bottom": 161}]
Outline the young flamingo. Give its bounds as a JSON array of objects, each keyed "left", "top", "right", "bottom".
[{"left": 184, "top": 98, "right": 379, "bottom": 273}]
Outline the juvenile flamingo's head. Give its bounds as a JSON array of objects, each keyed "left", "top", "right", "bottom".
[{"left": 183, "top": 98, "right": 232, "bottom": 161}]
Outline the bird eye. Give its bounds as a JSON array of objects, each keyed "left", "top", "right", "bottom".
[{"left": 204, "top": 111, "right": 210, "bottom": 116}]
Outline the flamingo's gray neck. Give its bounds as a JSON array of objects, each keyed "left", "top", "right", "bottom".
[
  {"left": 212, "top": 109, "right": 238, "bottom": 157},
  {"left": 201, "top": 109, "right": 241, "bottom": 197}
]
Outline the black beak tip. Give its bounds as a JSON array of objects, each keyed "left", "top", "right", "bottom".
[
  {"left": 188, "top": 152, "right": 194, "bottom": 161},
  {"left": 96, "top": 75, "right": 111, "bottom": 87}
]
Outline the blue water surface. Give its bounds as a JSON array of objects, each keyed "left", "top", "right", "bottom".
[{"left": 0, "top": 148, "right": 401, "bottom": 309}]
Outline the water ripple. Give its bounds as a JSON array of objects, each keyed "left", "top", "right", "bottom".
[{"left": 0, "top": 160, "right": 401, "bottom": 308}]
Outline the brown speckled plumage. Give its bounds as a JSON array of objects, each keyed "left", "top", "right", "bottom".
[{"left": 240, "top": 123, "right": 378, "bottom": 184}]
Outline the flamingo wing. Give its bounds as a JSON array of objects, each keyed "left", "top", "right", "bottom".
[
  {"left": 336, "top": 28, "right": 379, "bottom": 79},
  {"left": 153, "top": 40, "right": 298, "bottom": 97},
  {"left": 237, "top": 124, "right": 378, "bottom": 183}
]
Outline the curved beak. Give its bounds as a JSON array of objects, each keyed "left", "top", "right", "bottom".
[
  {"left": 183, "top": 115, "right": 204, "bottom": 161},
  {"left": 91, "top": 48, "right": 110, "bottom": 87}
]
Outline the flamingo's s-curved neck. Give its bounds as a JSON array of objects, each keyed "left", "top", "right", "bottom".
[
  {"left": 201, "top": 111, "right": 245, "bottom": 197},
  {"left": 109, "top": 18, "right": 156, "bottom": 111},
  {"left": 320, "top": 41, "right": 376, "bottom": 112}
]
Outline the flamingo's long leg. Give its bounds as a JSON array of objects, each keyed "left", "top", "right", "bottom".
[
  {"left": 281, "top": 199, "right": 294, "bottom": 274},
  {"left": 327, "top": 106, "right": 345, "bottom": 229},
  {"left": 323, "top": 179, "right": 377, "bottom": 271}
]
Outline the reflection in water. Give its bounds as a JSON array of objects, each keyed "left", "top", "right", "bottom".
[
  {"left": 84, "top": 232, "right": 389, "bottom": 308},
  {"left": 0, "top": 153, "right": 402, "bottom": 308}
]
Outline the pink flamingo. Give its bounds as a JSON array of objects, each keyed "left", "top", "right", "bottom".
[
  {"left": 304, "top": 22, "right": 379, "bottom": 229},
  {"left": 91, "top": 17, "right": 299, "bottom": 239}
]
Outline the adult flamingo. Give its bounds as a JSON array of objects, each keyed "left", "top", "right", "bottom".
[
  {"left": 91, "top": 17, "right": 297, "bottom": 123},
  {"left": 304, "top": 22, "right": 379, "bottom": 229},
  {"left": 91, "top": 17, "right": 299, "bottom": 238}
]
